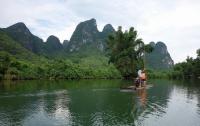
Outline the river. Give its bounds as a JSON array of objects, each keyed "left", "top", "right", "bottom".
[{"left": 0, "top": 79, "right": 200, "bottom": 126}]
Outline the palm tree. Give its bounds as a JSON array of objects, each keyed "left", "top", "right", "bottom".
[{"left": 107, "top": 26, "right": 152, "bottom": 79}]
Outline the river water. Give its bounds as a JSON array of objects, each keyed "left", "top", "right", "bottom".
[{"left": 0, "top": 79, "right": 200, "bottom": 126}]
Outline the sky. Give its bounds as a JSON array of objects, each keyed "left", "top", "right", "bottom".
[{"left": 0, "top": 0, "right": 200, "bottom": 63}]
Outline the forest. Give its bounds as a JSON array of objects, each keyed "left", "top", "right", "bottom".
[{"left": 0, "top": 24, "right": 199, "bottom": 80}]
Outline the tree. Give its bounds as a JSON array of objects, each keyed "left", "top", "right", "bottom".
[
  {"left": 106, "top": 26, "right": 152, "bottom": 79},
  {"left": 172, "top": 49, "right": 200, "bottom": 79},
  {"left": 197, "top": 48, "right": 200, "bottom": 58},
  {"left": 0, "top": 52, "right": 11, "bottom": 79}
]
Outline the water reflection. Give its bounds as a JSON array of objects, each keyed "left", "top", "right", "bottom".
[
  {"left": 137, "top": 89, "right": 147, "bottom": 107},
  {"left": 22, "top": 90, "right": 73, "bottom": 126},
  {"left": 133, "top": 80, "right": 176, "bottom": 126},
  {"left": 134, "top": 79, "right": 200, "bottom": 126},
  {"left": 0, "top": 79, "right": 200, "bottom": 126},
  {"left": 0, "top": 82, "right": 73, "bottom": 126}
]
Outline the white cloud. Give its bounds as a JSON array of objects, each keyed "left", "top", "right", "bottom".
[{"left": 0, "top": 0, "right": 200, "bottom": 63}]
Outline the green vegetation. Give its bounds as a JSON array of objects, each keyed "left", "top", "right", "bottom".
[
  {"left": 0, "top": 29, "right": 121, "bottom": 80},
  {"left": 170, "top": 49, "right": 200, "bottom": 79},
  {"left": 106, "top": 26, "right": 152, "bottom": 79},
  {"left": 0, "top": 30, "right": 39, "bottom": 60},
  {"left": 3, "top": 20, "right": 199, "bottom": 81},
  {"left": 0, "top": 52, "right": 121, "bottom": 80},
  {"left": 147, "top": 69, "right": 172, "bottom": 79},
  {"left": 147, "top": 49, "right": 200, "bottom": 80}
]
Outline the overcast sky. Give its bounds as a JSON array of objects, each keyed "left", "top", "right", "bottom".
[{"left": 0, "top": 0, "right": 200, "bottom": 63}]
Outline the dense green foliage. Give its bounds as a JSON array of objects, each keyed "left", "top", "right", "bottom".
[
  {"left": 147, "top": 49, "right": 200, "bottom": 80},
  {"left": 0, "top": 52, "right": 10, "bottom": 79},
  {"left": 0, "top": 22, "right": 123, "bottom": 80},
  {"left": 106, "top": 26, "right": 152, "bottom": 79},
  {"left": 0, "top": 29, "right": 121, "bottom": 80},
  {"left": 0, "top": 20, "right": 178, "bottom": 80},
  {"left": 0, "top": 51, "right": 121, "bottom": 80},
  {"left": 147, "top": 69, "right": 172, "bottom": 79},
  {"left": 170, "top": 50, "right": 200, "bottom": 79}
]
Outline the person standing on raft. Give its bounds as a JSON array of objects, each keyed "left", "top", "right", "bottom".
[
  {"left": 140, "top": 70, "right": 147, "bottom": 87},
  {"left": 135, "top": 70, "right": 142, "bottom": 88},
  {"left": 135, "top": 69, "right": 147, "bottom": 88}
]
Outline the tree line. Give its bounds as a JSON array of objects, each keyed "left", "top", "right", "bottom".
[
  {"left": 171, "top": 49, "right": 200, "bottom": 79},
  {"left": 0, "top": 52, "right": 121, "bottom": 80},
  {"left": 0, "top": 26, "right": 199, "bottom": 80}
]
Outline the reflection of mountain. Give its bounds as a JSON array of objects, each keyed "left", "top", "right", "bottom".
[
  {"left": 0, "top": 80, "right": 174, "bottom": 125},
  {"left": 0, "top": 81, "right": 73, "bottom": 126},
  {"left": 1, "top": 79, "right": 200, "bottom": 125},
  {"left": 0, "top": 91, "right": 41, "bottom": 125},
  {"left": 23, "top": 90, "right": 73, "bottom": 125}
]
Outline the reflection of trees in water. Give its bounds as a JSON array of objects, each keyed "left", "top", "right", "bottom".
[
  {"left": 0, "top": 79, "right": 175, "bottom": 125},
  {"left": 0, "top": 79, "right": 126, "bottom": 126},
  {"left": 41, "top": 90, "right": 72, "bottom": 125},
  {"left": 0, "top": 92, "right": 41, "bottom": 125},
  {"left": 178, "top": 79, "right": 200, "bottom": 115},
  {"left": 0, "top": 81, "right": 73, "bottom": 126},
  {"left": 1, "top": 79, "right": 199, "bottom": 125},
  {"left": 132, "top": 79, "right": 174, "bottom": 125},
  {"left": 132, "top": 79, "right": 200, "bottom": 125},
  {"left": 168, "top": 79, "right": 200, "bottom": 115},
  {"left": 67, "top": 80, "right": 136, "bottom": 125}
]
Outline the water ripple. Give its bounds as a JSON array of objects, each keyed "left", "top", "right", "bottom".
[{"left": 0, "top": 90, "right": 68, "bottom": 98}]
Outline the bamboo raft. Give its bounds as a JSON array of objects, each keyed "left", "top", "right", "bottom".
[{"left": 120, "top": 85, "right": 152, "bottom": 92}]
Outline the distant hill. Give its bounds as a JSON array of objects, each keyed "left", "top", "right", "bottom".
[
  {"left": 0, "top": 29, "right": 39, "bottom": 61},
  {"left": 67, "top": 18, "right": 114, "bottom": 53},
  {"left": 3, "top": 22, "right": 45, "bottom": 55},
  {"left": 145, "top": 41, "right": 174, "bottom": 70},
  {"left": 45, "top": 35, "right": 65, "bottom": 57},
  {"left": 0, "top": 18, "right": 174, "bottom": 70}
]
